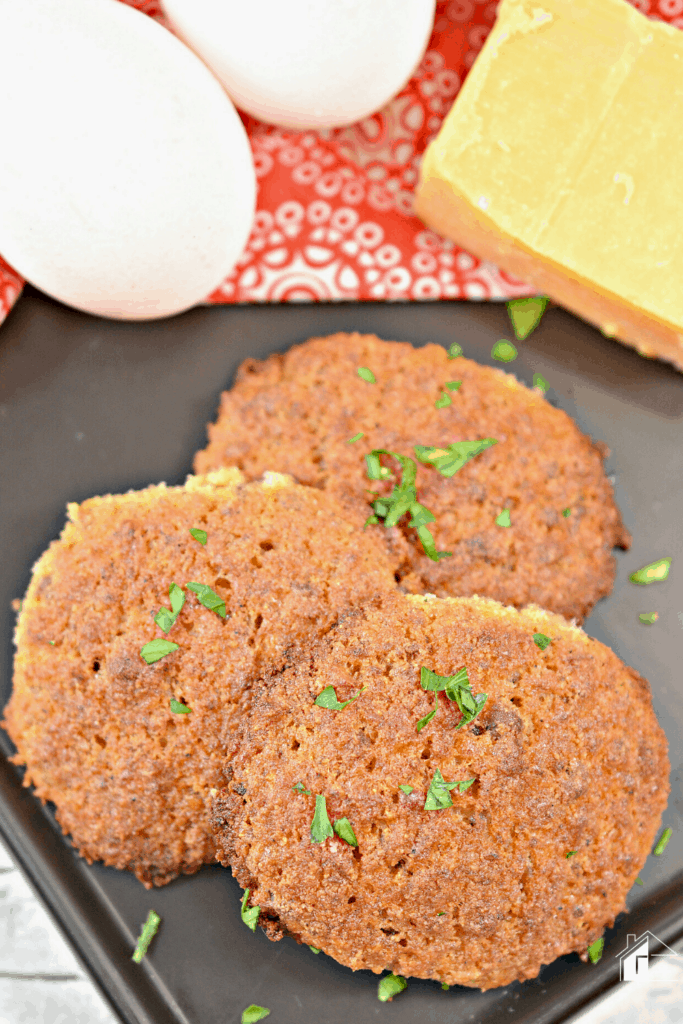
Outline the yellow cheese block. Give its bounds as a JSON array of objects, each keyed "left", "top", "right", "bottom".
[{"left": 415, "top": 0, "right": 683, "bottom": 370}]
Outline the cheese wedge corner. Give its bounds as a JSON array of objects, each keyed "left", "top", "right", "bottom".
[{"left": 415, "top": 0, "right": 683, "bottom": 370}]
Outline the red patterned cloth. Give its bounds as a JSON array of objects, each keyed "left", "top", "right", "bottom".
[{"left": 0, "top": 0, "right": 680, "bottom": 325}]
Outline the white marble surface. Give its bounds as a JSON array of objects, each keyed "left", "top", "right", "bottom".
[{"left": 0, "top": 836, "right": 681, "bottom": 1024}]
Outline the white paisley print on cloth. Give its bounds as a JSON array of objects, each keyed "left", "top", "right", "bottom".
[{"left": 0, "top": 0, "right": 679, "bottom": 323}]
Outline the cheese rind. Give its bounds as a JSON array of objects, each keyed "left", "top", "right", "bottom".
[{"left": 415, "top": 0, "right": 683, "bottom": 370}]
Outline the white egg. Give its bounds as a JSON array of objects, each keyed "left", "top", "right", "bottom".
[
  {"left": 0, "top": 0, "right": 256, "bottom": 320},
  {"left": 161, "top": 0, "right": 436, "bottom": 130}
]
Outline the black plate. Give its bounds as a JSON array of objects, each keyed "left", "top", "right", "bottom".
[{"left": 1, "top": 285, "right": 682, "bottom": 1024}]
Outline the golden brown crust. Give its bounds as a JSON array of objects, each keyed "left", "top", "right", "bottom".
[
  {"left": 3, "top": 469, "right": 397, "bottom": 887},
  {"left": 194, "top": 333, "right": 629, "bottom": 622},
  {"left": 215, "top": 593, "right": 669, "bottom": 990}
]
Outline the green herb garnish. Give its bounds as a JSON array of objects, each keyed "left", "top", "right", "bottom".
[
  {"left": 358, "top": 367, "right": 376, "bottom": 383},
  {"left": 562, "top": 507, "right": 571, "bottom": 517},
  {"left": 492, "top": 339, "right": 517, "bottom": 362},
  {"left": 446, "top": 381, "right": 461, "bottom": 391},
  {"left": 630, "top": 557, "right": 671, "bottom": 585},
  {"left": 333, "top": 817, "right": 358, "bottom": 847},
  {"left": 186, "top": 582, "right": 226, "bottom": 618},
  {"left": 309, "top": 946, "right": 321, "bottom": 954},
  {"left": 448, "top": 343, "right": 463, "bottom": 359},
  {"left": 399, "top": 785, "right": 413, "bottom": 795},
  {"left": 496, "top": 508, "right": 511, "bottom": 527},
  {"left": 377, "top": 974, "right": 407, "bottom": 1002},
  {"left": 416, "top": 698, "right": 438, "bottom": 733},
  {"left": 169, "top": 698, "right": 191, "bottom": 714},
  {"left": 441, "top": 983, "right": 450, "bottom": 990},
  {"left": 566, "top": 850, "right": 577, "bottom": 859},
  {"left": 241, "top": 1006, "right": 270, "bottom": 1024},
  {"left": 587, "top": 937, "right": 604, "bottom": 964},
  {"left": 314, "top": 685, "right": 363, "bottom": 711},
  {"left": 507, "top": 296, "right": 548, "bottom": 340},
  {"left": 533, "top": 373, "right": 549, "bottom": 393},
  {"left": 241, "top": 888, "right": 260, "bottom": 932},
  {"left": 365, "top": 450, "right": 451, "bottom": 562},
  {"left": 436, "top": 911, "right": 445, "bottom": 916},
  {"left": 424, "top": 768, "right": 474, "bottom": 810},
  {"left": 348, "top": 432, "right": 365, "bottom": 443},
  {"left": 140, "top": 639, "right": 179, "bottom": 665},
  {"left": 635, "top": 878, "right": 644, "bottom": 886},
  {"left": 189, "top": 528, "right": 207, "bottom": 545},
  {"left": 292, "top": 782, "right": 312, "bottom": 795},
  {"left": 639, "top": 612, "right": 658, "bottom": 624},
  {"left": 419, "top": 665, "right": 487, "bottom": 731},
  {"left": 654, "top": 827, "right": 672, "bottom": 856},
  {"left": 435, "top": 391, "right": 452, "bottom": 409},
  {"left": 48, "top": 640, "right": 55, "bottom": 645},
  {"left": 533, "top": 633, "right": 552, "bottom": 650},
  {"left": 414, "top": 438, "right": 497, "bottom": 478},
  {"left": 154, "top": 582, "right": 185, "bottom": 633},
  {"left": 132, "top": 910, "right": 160, "bottom": 963},
  {"left": 310, "top": 795, "right": 334, "bottom": 844}
]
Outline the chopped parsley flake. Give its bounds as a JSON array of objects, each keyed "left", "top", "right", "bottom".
[
  {"left": 292, "top": 782, "right": 312, "bottom": 795},
  {"left": 154, "top": 583, "right": 185, "bottom": 633},
  {"left": 189, "top": 528, "right": 207, "bottom": 545},
  {"left": 414, "top": 438, "right": 497, "bottom": 478},
  {"left": 416, "top": 699, "right": 438, "bottom": 733},
  {"left": 446, "top": 381, "right": 462, "bottom": 391},
  {"left": 358, "top": 367, "right": 376, "bottom": 383},
  {"left": 140, "top": 639, "right": 179, "bottom": 665},
  {"left": 132, "top": 910, "right": 160, "bottom": 963},
  {"left": 435, "top": 391, "right": 452, "bottom": 408},
  {"left": 365, "top": 449, "right": 451, "bottom": 562},
  {"left": 496, "top": 508, "right": 511, "bottom": 528},
  {"left": 241, "top": 1006, "right": 270, "bottom": 1024},
  {"left": 562, "top": 507, "right": 571, "bottom": 518},
  {"left": 492, "top": 339, "right": 518, "bottom": 362},
  {"left": 314, "top": 685, "right": 363, "bottom": 711},
  {"left": 533, "top": 633, "right": 552, "bottom": 650},
  {"left": 639, "top": 612, "right": 659, "bottom": 625},
  {"left": 333, "top": 817, "right": 358, "bottom": 847},
  {"left": 448, "top": 342, "right": 463, "bottom": 359},
  {"left": 186, "top": 582, "right": 226, "bottom": 618},
  {"left": 241, "top": 889, "right": 260, "bottom": 932},
  {"left": 48, "top": 640, "right": 55, "bottom": 645},
  {"left": 533, "top": 373, "right": 549, "bottom": 393},
  {"left": 169, "top": 698, "right": 191, "bottom": 714},
  {"left": 436, "top": 911, "right": 445, "bottom": 916},
  {"left": 309, "top": 946, "right": 321, "bottom": 954},
  {"left": 566, "top": 850, "right": 577, "bottom": 859},
  {"left": 310, "top": 795, "right": 334, "bottom": 844},
  {"left": 441, "top": 983, "right": 450, "bottom": 990},
  {"left": 424, "top": 768, "right": 474, "bottom": 810},
  {"left": 507, "top": 296, "right": 549, "bottom": 340},
  {"left": 630, "top": 557, "right": 671, "bottom": 585},
  {"left": 347, "top": 432, "right": 365, "bottom": 443},
  {"left": 587, "top": 937, "right": 604, "bottom": 964},
  {"left": 377, "top": 974, "right": 407, "bottom": 1002},
  {"left": 399, "top": 785, "right": 413, "bottom": 795},
  {"left": 635, "top": 878, "right": 644, "bottom": 886},
  {"left": 654, "top": 827, "right": 672, "bottom": 856},
  {"left": 419, "top": 665, "right": 487, "bottom": 731}
]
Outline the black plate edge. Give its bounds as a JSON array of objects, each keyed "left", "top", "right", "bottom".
[{"left": 0, "top": 755, "right": 188, "bottom": 1024}]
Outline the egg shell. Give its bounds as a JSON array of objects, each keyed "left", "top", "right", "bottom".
[
  {"left": 0, "top": 0, "right": 256, "bottom": 320},
  {"left": 161, "top": 0, "right": 437, "bottom": 130}
]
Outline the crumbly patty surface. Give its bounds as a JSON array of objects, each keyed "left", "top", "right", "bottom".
[
  {"left": 195, "top": 333, "right": 630, "bottom": 622},
  {"left": 3, "top": 469, "right": 397, "bottom": 887},
  {"left": 215, "top": 593, "right": 669, "bottom": 990}
]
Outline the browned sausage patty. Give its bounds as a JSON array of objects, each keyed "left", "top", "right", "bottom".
[
  {"left": 3, "top": 469, "right": 397, "bottom": 887},
  {"left": 195, "top": 333, "right": 630, "bottom": 622},
  {"left": 215, "top": 593, "right": 669, "bottom": 990}
]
